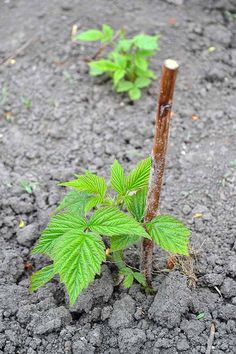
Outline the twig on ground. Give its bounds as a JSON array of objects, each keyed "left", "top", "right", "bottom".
[
  {"left": 206, "top": 323, "right": 216, "bottom": 354},
  {"left": 0, "top": 36, "right": 40, "bottom": 66}
]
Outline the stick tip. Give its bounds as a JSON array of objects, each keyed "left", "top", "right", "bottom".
[{"left": 164, "top": 59, "right": 179, "bottom": 70}]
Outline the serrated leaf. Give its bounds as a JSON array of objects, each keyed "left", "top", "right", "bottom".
[
  {"left": 52, "top": 231, "right": 105, "bottom": 304},
  {"left": 134, "top": 34, "right": 159, "bottom": 50},
  {"left": 84, "top": 196, "right": 104, "bottom": 214},
  {"left": 76, "top": 29, "right": 103, "bottom": 41},
  {"left": 56, "top": 191, "right": 91, "bottom": 215},
  {"left": 146, "top": 215, "right": 190, "bottom": 255},
  {"left": 126, "top": 157, "right": 151, "bottom": 191},
  {"left": 60, "top": 171, "right": 107, "bottom": 199},
  {"left": 135, "top": 77, "right": 151, "bottom": 88},
  {"left": 102, "top": 24, "right": 113, "bottom": 42},
  {"left": 110, "top": 234, "right": 141, "bottom": 251},
  {"left": 129, "top": 87, "right": 141, "bottom": 101},
  {"left": 117, "top": 80, "right": 133, "bottom": 92},
  {"left": 110, "top": 160, "right": 126, "bottom": 195},
  {"left": 113, "top": 69, "right": 125, "bottom": 86},
  {"left": 133, "top": 272, "right": 147, "bottom": 286},
  {"left": 124, "top": 187, "right": 147, "bottom": 222},
  {"left": 123, "top": 273, "right": 134, "bottom": 288},
  {"left": 89, "top": 60, "right": 118, "bottom": 73},
  {"left": 89, "top": 207, "right": 149, "bottom": 237},
  {"left": 32, "top": 213, "right": 87, "bottom": 255},
  {"left": 30, "top": 264, "right": 55, "bottom": 292}
]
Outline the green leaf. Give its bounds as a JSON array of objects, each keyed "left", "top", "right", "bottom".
[
  {"left": 113, "top": 69, "right": 125, "bottom": 86},
  {"left": 117, "top": 80, "right": 133, "bottom": 92},
  {"left": 110, "top": 160, "right": 126, "bottom": 195},
  {"left": 133, "top": 272, "right": 147, "bottom": 286},
  {"left": 32, "top": 213, "right": 87, "bottom": 255},
  {"left": 52, "top": 231, "right": 105, "bottom": 304},
  {"left": 30, "top": 264, "right": 55, "bottom": 292},
  {"left": 102, "top": 24, "right": 114, "bottom": 42},
  {"left": 56, "top": 191, "right": 91, "bottom": 215},
  {"left": 135, "top": 77, "right": 151, "bottom": 88},
  {"left": 129, "top": 87, "right": 141, "bottom": 101},
  {"left": 84, "top": 196, "right": 104, "bottom": 214},
  {"left": 126, "top": 157, "right": 151, "bottom": 191},
  {"left": 135, "top": 67, "right": 156, "bottom": 79},
  {"left": 89, "top": 66, "right": 104, "bottom": 76},
  {"left": 134, "top": 34, "right": 159, "bottom": 50},
  {"left": 117, "top": 39, "right": 133, "bottom": 51},
  {"left": 124, "top": 187, "right": 147, "bottom": 222},
  {"left": 135, "top": 55, "right": 148, "bottom": 70},
  {"left": 123, "top": 273, "right": 134, "bottom": 288},
  {"left": 146, "top": 215, "right": 190, "bottom": 255},
  {"left": 60, "top": 171, "right": 107, "bottom": 199},
  {"left": 89, "top": 207, "right": 149, "bottom": 237},
  {"left": 76, "top": 29, "right": 103, "bottom": 42},
  {"left": 89, "top": 60, "right": 118, "bottom": 73},
  {"left": 119, "top": 267, "right": 134, "bottom": 288},
  {"left": 110, "top": 234, "right": 141, "bottom": 251}
]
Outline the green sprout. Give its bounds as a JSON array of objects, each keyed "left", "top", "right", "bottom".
[{"left": 74, "top": 24, "right": 160, "bottom": 101}]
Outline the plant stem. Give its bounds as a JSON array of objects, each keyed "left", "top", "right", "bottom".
[{"left": 141, "top": 59, "right": 179, "bottom": 284}]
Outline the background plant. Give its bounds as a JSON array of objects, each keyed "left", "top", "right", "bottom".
[
  {"left": 73, "top": 24, "right": 160, "bottom": 100},
  {"left": 31, "top": 157, "right": 190, "bottom": 305}
]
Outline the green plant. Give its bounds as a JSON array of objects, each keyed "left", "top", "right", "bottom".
[
  {"left": 31, "top": 158, "right": 190, "bottom": 304},
  {"left": 21, "top": 96, "right": 32, "bottom": 109},
  {"left": 20, "top": 180, "right": 38, "bottom": 194},
  {"left": 74, "top": 24, "right": 160, "bottom": 100}
]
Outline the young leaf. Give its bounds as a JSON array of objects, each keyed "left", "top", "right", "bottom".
[
  {"left": 124, "top": 187, "right": 147, "bottom": 222},
  {"left": 102, "top": 24, "right": 114, "bottom": 42},
  {"left": 135, "top": 55, "right": 148, "bottom": 70},
  {"left": 117, "top": 39, "right": 133, "bottom": 51},
  {"left": 133, "top": 272, "right": 147, "bottom": 286},
  {"left": 89, "top": 66, "right": 104, "bottom": 76},
  {"left": 30, "top": 264, "right": 55, "bottom": 292},
  {"left": 135, "top": 77, "right": 151, "bottom": 88},
  {"left": 113, "top": 69, "right": 126, "bottom": 86},
  {"left": 89, "top": 207, "right": 149, "bottom": 237},
  {"left": 89, "top": 60, "right": 118, "bottom": 73},
  {"left": 126, "top": 157, "right": 151, "bottom": 191},
  {"left": 119, "top": 267, "right": 134, "bottom": 288},
  {"left": 52, "top": 231, "right": 105, "bottom": 304},
  {"left": 110, "top": 160, "right": 126, "bottom": 195},
  {"left": 117, "top": 80, "right": 133, "bottom": 92},
  {"left": 84, "top": 196, "right": 104, "bottom": 214},
  {"left": 32, "top": 213, "right": 87, "bottom": 255},
  {"left": 110, "top": 234, "right": 141, "bottom": 251},
  {"left": 146, "top": 215, "right": 190, "bottom": 255},
  {"left": 129, "top": 87, "right": 141, "bottom": 101},
  {"left": 134, "top": 34, "right": 159, "bottom": 50},
  {"left": 135, "top": 67, "right": 156, "bottom": 79},
  {"left": 123, "top": 273, "right": 134, "bottom": 288},
  {"left": 56, "top": 191, "right": 91, "bottom": 215},
  {"left": 76, "top": 29, "right": 103, "bottom": 41},
  {"left": 60, "top": 171, "right": 107, "bottom": 199}
]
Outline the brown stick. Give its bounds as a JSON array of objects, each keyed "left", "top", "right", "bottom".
[{"left": 141, "top": 59, "right": 179, "bottom": 283}]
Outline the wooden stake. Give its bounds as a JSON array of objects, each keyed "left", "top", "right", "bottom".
[{"left": 141, "top": 59, "right": 179, "bottom": 283}]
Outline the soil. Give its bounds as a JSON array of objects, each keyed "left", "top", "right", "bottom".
[{"left": 0, "top": 0, "right": 236, "bottom": 353}]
